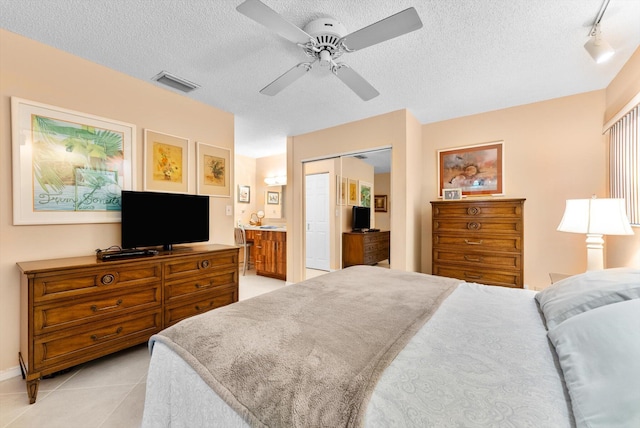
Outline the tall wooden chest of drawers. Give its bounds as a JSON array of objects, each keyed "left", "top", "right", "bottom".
[
  {"left": 431, "top": 199, "right": 525, "bottom": 288},
  {"left": 17, "top": 244, "right": 238, "bottom": 404}
]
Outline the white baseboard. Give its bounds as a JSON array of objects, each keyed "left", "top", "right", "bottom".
[{"left": 0, "top": 365, "right": 22, "bottom": 382}]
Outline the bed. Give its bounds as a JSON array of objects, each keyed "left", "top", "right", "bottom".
[{"left": 141, "top": 266, "right": 640, "bottom": 428}]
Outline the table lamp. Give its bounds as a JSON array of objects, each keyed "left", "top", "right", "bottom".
[{"left": 557, "top": 197, "right": 633, "bottom": 270}]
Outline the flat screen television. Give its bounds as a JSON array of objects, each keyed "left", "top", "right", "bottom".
[
  {"left": 121, "top": 190, "right": 210, "bottom": 250},
  {"left": 352, "top": 206, "right": 371, "bottom": 232}
]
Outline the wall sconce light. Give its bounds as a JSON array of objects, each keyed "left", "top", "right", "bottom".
[
  {"left": 584, "top": 23, "right": 614, "bottom": 64},
  {"left": 557, "top": 197, "right": 633, "bottom": 271},
  {"left": 264, "top": 176, "right": 287, "bottom": 186}
]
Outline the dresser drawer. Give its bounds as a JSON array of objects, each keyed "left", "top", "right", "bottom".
[
  {"left": 34, "top": 285, "right": 161, "bottom": 335},
  {"left": 433, "top": 265, "right": 522, "bottom": 288},
  {"left": 433, "top": 249, "right": 521, "bottom": 270},
  {"left": 164, "top": 250, "right": 237, "bottom": 282},
  {"left": 33, "top": 263, "right": 162, "bottom": 303},
  {"left": 164, "top": 283, "right": 238, "bottom": 327},
  {"left": 165, "top": 268, "right": 237, "bottom": 302},
  {"left": 33, "top": 310, "right": 162, "bottom": 371},
  {"left": 433, "top": 218, "right": 522, "bottom": 234},
  {"left": 433, "top": 233, "right": 522, "bottom": 252},
  {"left": 432, "top": 201, "right": 523, "bottom": 219}
]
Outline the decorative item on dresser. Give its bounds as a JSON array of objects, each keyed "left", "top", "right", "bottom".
[
  {"left": 17, "top": 244, "right": 239, "bottom": 404},
  {"left": 342, "top": 230, "right": 390, "bottom": 268},
  {"left": 431, "top": 198, "right": 525, "bottom": 288}
]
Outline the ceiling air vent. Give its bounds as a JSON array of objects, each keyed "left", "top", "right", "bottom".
[{"left": 152, "top": 71, "right": 200, "bottom": 93}]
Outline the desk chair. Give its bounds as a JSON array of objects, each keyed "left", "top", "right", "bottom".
[{"left": 234, "top": 227, "right": 253, "bottom": 275}]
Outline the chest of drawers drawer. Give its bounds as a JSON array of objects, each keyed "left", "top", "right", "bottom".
[
  {"left": 165, "top": 268, "right": 237, "bottom": 302},
  {"left": 34, "top": 285, "right": 161, "bottom": 335},
  {"left": 164, "top": 250, "right": 238, "bottom": 282},
  {"left": 164, "top": 283, "right": 239, "bottom": 327},
  {"left": 33, "top": 263, "right": 161, "bottom": 303}
]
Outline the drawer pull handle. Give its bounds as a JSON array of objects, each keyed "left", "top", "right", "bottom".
[
  {"left": 200, "top": 260, "right": 211, "bottom": 269},
  {"left": 464, "top": 273, "right": 483, "bottom": 280},
  {"left": 464, "top": 239, "right": 483, "bottom": 245},
  {"left": 101, "top": 274, "right": 116, "bottom": 285},
  {"left": 464, "top": 256, "right": 483, "bottom": 262},
  {"left": 91, "top": 299, "right": 123, "bottom": 312},
  {"left": 195, "top": 302, "right": 214, "bottom": 311},
  {"left": 467, "top": 222, "right": 481, "bottom": 230},
  {"left": 467, "top": 207, "right": 481, "bottom": 215},
  {"left": 195, "top": 281, "right": 214, "bottom": 289},
  {"left": 91, "top": 326, "right": 123, "bottom": 341}
]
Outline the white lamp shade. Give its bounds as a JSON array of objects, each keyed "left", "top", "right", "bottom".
[
  {"left": 557, "top": 198, "right": 633, "bottom": 235},
  {"left": 584, "top": 24, "right": 615, "bottom": 64}
]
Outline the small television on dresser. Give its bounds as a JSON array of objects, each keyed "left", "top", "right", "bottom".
[
  {"left": 351, "top": 206, "right": 371, "bottom": 232},
  {"left": 121, "top": 190, "right": 210, "bottom": 250}
]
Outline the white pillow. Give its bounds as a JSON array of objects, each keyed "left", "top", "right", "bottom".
[
  {"left": 548, "top": 299, "right": 640, "bottom": 428},
  {"left": 535, "top": 268, "right": 640, "bottom": 329}
]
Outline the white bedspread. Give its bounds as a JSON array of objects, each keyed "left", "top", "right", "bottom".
[{"left": 143, "top": 280, "right": 574, "bottom": 427}]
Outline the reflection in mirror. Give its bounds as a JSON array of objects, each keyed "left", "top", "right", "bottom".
[{"left": 303, "top": 148, "right": 391, "bottom": 281}]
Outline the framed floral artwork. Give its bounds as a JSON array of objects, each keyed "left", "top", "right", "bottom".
[
  {"left": 11, "top": 97, "right": 135, "bottom": 225},
  {"left": 359, "top": 181, "right": 372, "bottom": 208},
  {"left": 437, "top": 141, "right": 504, "bottom": 197},
  {"left": 348, "top": 179, "right": 358, "bottom": 205},
  {"left": 144, "top": 129, "right": 188, "bottom": 193},
  {"left": 196, "top": 142, "right": 230, "bottom": 197}
]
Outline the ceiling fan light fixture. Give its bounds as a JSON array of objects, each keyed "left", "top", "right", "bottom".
[{"left": 584, "top": 24, "right": 614, "bottom": 64}]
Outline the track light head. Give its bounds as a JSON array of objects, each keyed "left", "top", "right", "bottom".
[{"left": 584, "top": 23, "right": 614, "bottom": 64}]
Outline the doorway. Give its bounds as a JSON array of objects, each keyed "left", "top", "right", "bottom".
[{"left": 305, "top": 173, "right": 330, "bottom": 271}]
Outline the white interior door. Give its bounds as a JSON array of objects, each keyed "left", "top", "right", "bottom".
[{"left": 305, "top": 173, "right": 330, "bottom": 271}]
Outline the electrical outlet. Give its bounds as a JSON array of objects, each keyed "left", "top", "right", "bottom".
[{"left": 225, "top": 205, "right": 232, "bottom": 216}]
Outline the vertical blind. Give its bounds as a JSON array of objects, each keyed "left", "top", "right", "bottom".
[{"left": 609, "top": 103, "right": 639, "bottom": 225}]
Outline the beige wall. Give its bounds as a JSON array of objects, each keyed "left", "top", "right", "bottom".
[
  {"left": 0, "top": 30, "right": 235, "bottom": 376},
  {"left": 234, "top": 154, "right": 257, "bottom": 225},
  {"left": 605, "top": 47, "right": 640, "bottom": 267},
  {"left": 374, "top": 173, "right": 391, "bottom": 231},
  {"left": 287, "top": 110, "right": 420, "bottom": 283}
]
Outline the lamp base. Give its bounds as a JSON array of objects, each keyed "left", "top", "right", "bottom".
[{"left": 585, "top": 233, "right": 604, "bottom": 271}]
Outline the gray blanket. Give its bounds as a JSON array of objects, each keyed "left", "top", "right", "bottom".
[{"left": 150, "top": 266, "right": 460, "bottom": 427}]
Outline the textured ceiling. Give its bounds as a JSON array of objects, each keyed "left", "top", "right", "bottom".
[{"left": 1, "top": 0, "right": 640, "bottom": 159}]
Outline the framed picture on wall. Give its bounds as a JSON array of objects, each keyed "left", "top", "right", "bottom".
[
  {"left": 267, "top": 191, "right": 279, "bottom": 205},
  {"left": 437, "top": 141, "right": 504, "bottom": 197},
  {"left": 359, "top": 181, "right": 372, "bottom": 208},
  {"left": 238, "top": 185, "right": 250, "bottom": 203},
  {"left": 374, "top": 195, "right": 388, "bottom": 212},
  {"left": 144, "top": 129, "right": 189, "bottom": 193},
  {"left": 11, "top": 97, "right": 135, "bottom": 225},
  {"left": 196, "top": 142, "right": 230, "bottom": 197},
  {"left": 336, "top": 175, "right": 347, "bottom": 206},
  {"left": 348, "top": 179, "right": 358, "bottom": 205}
]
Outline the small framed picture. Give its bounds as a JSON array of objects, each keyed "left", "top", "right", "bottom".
[
  {"left": 267, "top": 191, "right": 279, "bottom": 205},
  {"left": 374, "top": 195, "right": 388, "bottom": 212},
  {"left": 238, "top": 185, "right": 250, "bottom": 203},
  {"left": 443, "top": 188, "right": 462, "bottom": 200}
]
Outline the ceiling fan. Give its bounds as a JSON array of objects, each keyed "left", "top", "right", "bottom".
[{"left": 236, "top": 0, "right": 423, "bottom": 101}]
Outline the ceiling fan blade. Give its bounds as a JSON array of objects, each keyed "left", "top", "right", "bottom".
[
  {"left": 260, "top": 62, "right": 314, "bottom": 96},
  {"left": 237, "top": 0, "right": 312, "bottom": 45},
  {"left": 334, "top": 65, "right": 379, "bottom": 101},
  {"left": 340, "top": 7, "right": 423, "bottom": 52}
]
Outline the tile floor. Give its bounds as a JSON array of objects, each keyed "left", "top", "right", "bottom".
[{"left": 0, "top": 269, "right": 289, "bottom": 428}]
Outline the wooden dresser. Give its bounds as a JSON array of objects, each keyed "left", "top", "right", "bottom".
[
  {"left": 17, "top": 244, "right": 238, "bottom": 404},
  {"left": 245, "top": 229, "right": 286, "bottom": 280},
  {"left": 342, "top": 231, "right": 391, "bottom": 268},
  {"left": 431, "top": 199, "right": 525, "bottom": 288}
]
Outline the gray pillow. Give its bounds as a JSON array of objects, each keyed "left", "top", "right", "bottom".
[
  {"left": 548, "top": 299, "right": 640, "bottom": 428},
  {"left": 535, "top": 268, "right": 640, "bottom": 329}
]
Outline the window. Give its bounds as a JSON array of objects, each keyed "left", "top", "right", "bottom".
[{"left": 608, "top": 102, "right": 639, "bottom": 225}]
